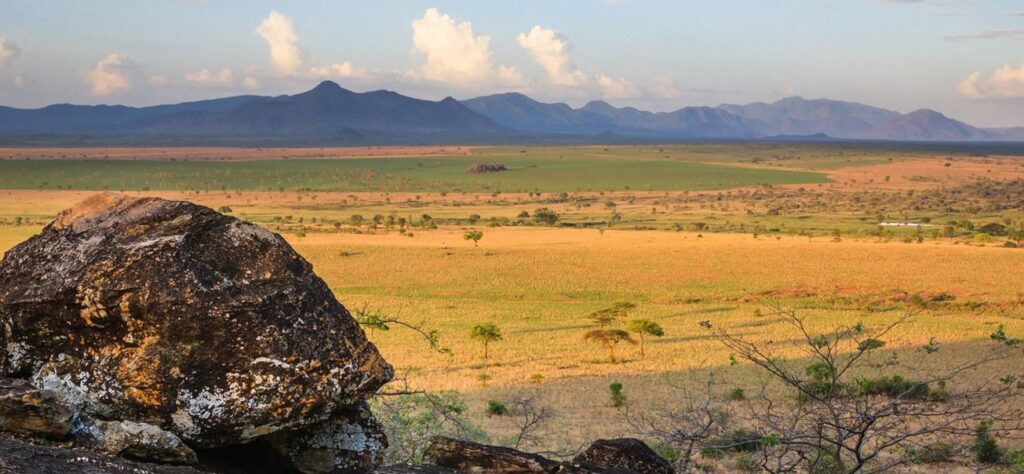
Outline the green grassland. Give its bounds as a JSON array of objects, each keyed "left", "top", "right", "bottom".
[{"left": 0, "top": 155, "right": 826, "bottom": 193}]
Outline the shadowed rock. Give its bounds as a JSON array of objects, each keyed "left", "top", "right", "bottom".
[
  {"left": 0, "top": 436, "right": 204, "bottom": 473},
  {"left": 0, "top": 194, "right": 393, "bottom": 453},
  {"left": 423, "top": 436, "right": 559, "bottom": 473},
  {"left": 570, "top": 438, "right": 674, "bottom": 474}
]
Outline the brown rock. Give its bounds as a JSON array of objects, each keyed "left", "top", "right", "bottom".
[
  {"left": 0, "top": 194, "right": 392, "bottom": 454},
  {"left": 0, "top": 378, "right": 73, "bottom": 439},
  {"left": 422, "top": 436, "right": 559, "bottom": 473},
  {"left": 0, "top": 436, "right": 204, "bottom": 474},
  {"left": 570, "top": 438, "right": 674, "bottom": 474}
]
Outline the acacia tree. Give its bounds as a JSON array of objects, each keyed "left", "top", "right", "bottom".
[
  {"left": 470, "top": 323, "right": 503, "bottom": 360},
  {"left": 703, "top": 305, "right": 1024, "bottom": 473},
  {"left": 463, "top": 230, "right": 483, "bottom": 247},
  {"left": 585, "top": 329, "right": 636, "bottom": 363},
  {"left": 626, "top": 319, "right": 664, "bottom": 356},
  {"left": 588, "top": 301, "right": 636, "bottom": 328}
]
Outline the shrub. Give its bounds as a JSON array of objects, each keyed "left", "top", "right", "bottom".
[
  {"left": 217, "top": 205, "right": 233, "bottom": 213},
  {"left": 706, "top": 430, "right": 763, "bottom": 453},
  {"left": 609, "top": 382, "right": 626, "bottom": 407},
  {"left": 726, "top": 387, "right": 746, "bottom": 401},
  {"left": 971, "top": 421, "right": 1001, "bottom": 464},
  {"left": 485, "top": 400, "right": 507, "bottom": 416},
  {"left": 1005, "top": 449, "right": 1024, "bottom": 473},
  {"left": 529, "top": 373, "right": 544, "bottom": 385},
  {"left": 907, "top": 441, "right": 954, "bottom": 464},
  {"left": 734, "top": 452, "right": 759, "bottom": 472},
  {"left": 854, "top": 375, "right": 930, "bottom": 399}
]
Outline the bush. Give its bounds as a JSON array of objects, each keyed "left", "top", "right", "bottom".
[
  {"left": 706, "top": 430, "right": 763, "bottom": 453},
  {"left": 485, "top": 400, "right": 507, "bottom": 416},
  {"left": 971, "top": 421, "right": 1001, "bottom": 464},
  {"left": 609, "top": 382, "right": 626, "bottom": 407},
  {"left": 853, "top": 375, "right": 930, "bottom": 399},
  {"left": 217, "top": 205, "right": 233, "bottom": 213},
  {"left": 733, "top": 452, "right": 759, "bottom": 472},
  {"left": 726, "top": 387, "right": 746, "bottom": 401},
  {"left": 1005, "top": 449, "right": 1024, "bottom": 473},
  {"left": 907, "top": 441, "right": 954, "bottom": 464}
]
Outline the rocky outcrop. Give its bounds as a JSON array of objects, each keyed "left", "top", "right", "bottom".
[{"left": 0, "top": 194, "right": 393, "bottom": 471}]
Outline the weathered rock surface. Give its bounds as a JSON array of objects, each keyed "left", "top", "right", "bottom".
[
  {"left": 423, "top": 436, "right": 560, "bottom": 473},
  {"left": 0, "top": 194, "right": 393, "bottom": 451},
  {"left": 570, "top": 438, "right": 674, "bottom": 474},
  {"left": 266, "top": 402, "right": 387, "bottom": 473},
  {"left": 0, "top": 436, "right": 205, "bottom": 473},
  {"left": 421, "top": 436, "right": 674, "bottom": 474},
  {"left": 0, "top": 377, "right": 73, "bottom": 439},
  {"left": 75, "top": 418, "right": 198, "bottom": 465}
]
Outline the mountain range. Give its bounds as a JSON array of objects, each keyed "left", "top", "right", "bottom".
[{"left": 0, "top": 80, "right": 1017, "bottom": 145}]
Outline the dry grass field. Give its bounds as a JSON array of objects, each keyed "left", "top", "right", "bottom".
[{"left": 1, "top": 144, "right": 1022, "bottom": 462}]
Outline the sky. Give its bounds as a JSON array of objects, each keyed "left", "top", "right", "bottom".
[{"left": 0, "top": 0, "right": 1022, "bottom": 127}]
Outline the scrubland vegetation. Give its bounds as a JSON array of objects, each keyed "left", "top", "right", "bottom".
[{"left": 2, "top": 143, "right": 1024, "bottom": 471}]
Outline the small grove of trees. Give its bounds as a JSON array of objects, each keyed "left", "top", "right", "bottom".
[
  {"left": 533, "top": 208, "right": 559, "bottom": 226},
  {"left": 585, "top": 303, "right": 665, "bottom": 361},
  {"left": 470, "top": 323, "right": 502, "bottom": 360},
  {"left": 463, "top": 230, "right": 483, "bottom": 247}
]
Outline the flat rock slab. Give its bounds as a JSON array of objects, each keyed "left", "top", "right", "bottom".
[{"left": 0, "top": 436, "right": 205, "bottom": 474}]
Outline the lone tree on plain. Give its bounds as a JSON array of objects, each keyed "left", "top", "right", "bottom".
[
  {"left": 470, "top": 323, "right": 502, "bottom": 360},
  {"left": 626, "top": 319, "right": 664, "bottom": 356},
  {"left": 585, "top": 329, "right": 636, "bottom": 363},
  {"left": 588, "top": 301, "right": 636, "bottom": 328},
  {"left": 463, "top": 230, "right": 483, "bottom": 247}
]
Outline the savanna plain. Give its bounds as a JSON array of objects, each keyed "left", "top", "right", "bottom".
[{"left": 2, "top": 143, "right": 1023, "bottom": 470}]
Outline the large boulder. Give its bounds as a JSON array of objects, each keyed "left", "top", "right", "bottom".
[
  {"left": 0, "top": 378, "right": 73, "bottom": 439},
  {"left": 570, "top": 438, "right": 674, "bottom": 474},
  {"left": 0, "top": 194, "right": 393, "bottom": 450}
]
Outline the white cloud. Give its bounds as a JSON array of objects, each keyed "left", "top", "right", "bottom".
[
  {"left": 256, "top": 11, "right": 305, "bottom": 75},
  {"left": 13, "top": 75, "right": 24, "bottom": 87},
  {"left": 0, "top": 38, "right": 20, "bottom": 73},
  {"left": 185, "top": 68, "right": 234, "bottom": 86},
  {"left": 309, "top": 61, "right": 368, "bottom": 79},
  {"left": 959, "top": 64, "right": 1024, "bottom": 99},
  {"left": 516, "top": 25, "right": 588, "bottom": 87},
  {"left": 649, "top": 75, "right": 681, "bottom": 98},
  {"left": 149, "top": 75, "right": 169, "bottom": 87},
  {"left": 596, "top": 74, "right": 640, "bottom": 99},
  {"left": 242, "top": 76, "right": 261, "bottom": 90},
  {"left": 88, "top": 54, "right": 137, "bottom": 96},
  {"left": 411, "top": 8, "right": 518, "bottom": 85}
]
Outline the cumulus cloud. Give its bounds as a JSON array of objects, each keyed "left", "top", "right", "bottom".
[
  {"left": 596, "top": 74, "right": 640, "bottom": 99},
  {"left": 649, "top": 75, "right": 681, "bottom": 98},
  {"left": 959, "top": 64, "right": 1024, "bottom": 99},
  {"left": 516, "top": 25, "right": 588, "bottom": 86},
  {"left": 242, "top": 76, "right": 261, "bottom": 90},
  {"left": 0, "top": 38, "right": 20, "bottom": 73},
  {"left": 256, "top": 11, "right": 305, "bottom": 75},
  {"left": 411, "top": 8, "right": 519, "bottom": 85},
  {"left": 309, "top": 61, "right": 368, "bottom": 79},
  {"left": 88, "top": 54, "right": 138, "bottom": 96},
  {"left": 185, "top": 68, "right": 234, "bottom": 86}
]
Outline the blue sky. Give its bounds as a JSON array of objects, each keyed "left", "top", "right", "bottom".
[{"left": 0, "top": 0, "right": 1021, "bottom": 126}]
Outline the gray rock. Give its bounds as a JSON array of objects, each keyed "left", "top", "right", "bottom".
[
  {"left": 570, "top": 438, "right": 674, "bottom": 474},
  {"left": 75, "top": 418, "right": 198, "bottom": 465},
  {"left": 422, "top": 436, "right": 560, "bottom": 473},
  {"left": 266, "top": 403, "right": 387, "bottom": 473},
  {"left": 0, "top": 377, "right": 73, "bottom": 439},
  {"left": 0, "top": 194, "right": 392, "bottom": 463}
]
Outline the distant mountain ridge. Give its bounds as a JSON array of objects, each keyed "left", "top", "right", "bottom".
[{"left": 0, "top": 81, "right": 1014, "bottom": 145}]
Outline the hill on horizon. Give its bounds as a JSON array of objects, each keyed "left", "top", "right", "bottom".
[{"left": 0, "top": 81, "right": 1012, "bottom": 146}]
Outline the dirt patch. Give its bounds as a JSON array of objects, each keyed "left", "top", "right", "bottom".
[{"left": 824, "top": 156, "right": 1024, "bottom": 190}]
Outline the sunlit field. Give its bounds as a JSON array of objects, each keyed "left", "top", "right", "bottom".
[{"left": 1, "top": 144, "right": 1022, "bottom": 454}]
